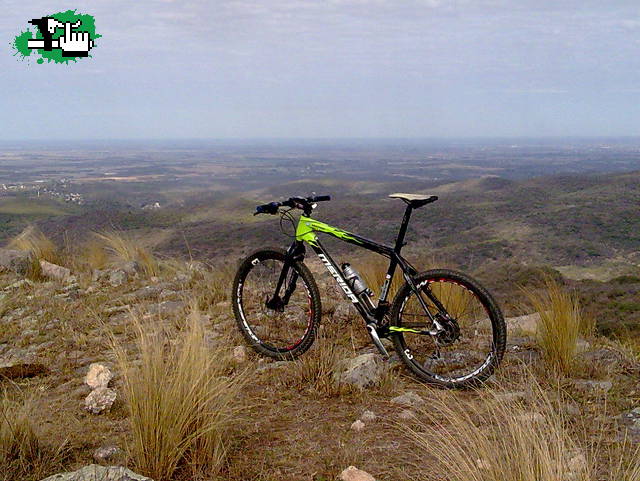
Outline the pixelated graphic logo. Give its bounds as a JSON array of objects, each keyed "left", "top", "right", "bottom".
[{"left": 12, "top": 10, "right": 100, "bottom": 64}]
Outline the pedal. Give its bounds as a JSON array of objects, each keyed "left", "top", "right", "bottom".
[{"left": 366, "top": 323, "right": 390, "bottom": 360}]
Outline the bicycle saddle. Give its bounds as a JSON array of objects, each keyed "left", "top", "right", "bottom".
[{"left": 389, "top": 193, "right": 438, "bottom": 208}]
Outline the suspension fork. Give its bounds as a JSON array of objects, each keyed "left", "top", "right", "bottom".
[{"left": 266, "top": 242, "right": 305, "bottom": 309}]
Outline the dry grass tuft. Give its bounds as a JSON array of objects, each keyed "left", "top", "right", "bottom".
[
  {"left": 8, "top": 226, "right": 61, "bottom": 279},
  {"left": 0, "top": 390, "right": 67, "bottom": 480},
  {"left": 93, "top": 230, "right": 159, "bottom": 277},
  {"left": 113, "top": 310, "right": 245, "bottom": 480},
  {"left": 284, "top": 328, "right": 347, "bottom": 396},
  {"left": 81, "top": 238, "right": 109, "bottom": 270},
  {"left": 404, "top": 378, "right": 593, "bottom": 481},
  {"left": 523, "top": 277, "right": 583, "bottom": 375},
  {"left": 8, "top": 226, "right": 60, "bottom": 264}
]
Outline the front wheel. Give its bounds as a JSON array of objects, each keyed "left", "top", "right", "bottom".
[
  {"left": 232, "top": 248, "right": 322, "bottom": 360},
  {"left": 389, "top": 269, "right": 506, "bottom": 388}
]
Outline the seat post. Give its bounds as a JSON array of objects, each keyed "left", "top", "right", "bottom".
[{"left": 394, "top": 203, "right": 413, "bottom": 253}]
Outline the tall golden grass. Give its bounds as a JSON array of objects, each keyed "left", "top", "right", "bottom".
[
  {"left": 92, "top": 231, "right": 159, "bottom": 277},
  {"left": 404, "top": 377, "right": 592, "bottom": 481},
  {"left": 404, "top": 374, "right": 640, "bottom": 481},
  {"left": 523, "top": 277, "right": 583, "bottom": 375},
  {"left": 0, "top": 390, "right": 67, "bottom": 480},
  {"left": 113, "top": 310, "right": 245, "bottom": 480},
  {"left": 358, "top": 253, "right": 404, "bottom": 300},
  {"left": 8, "top": 226, "right": 60, "bottom": 264}
]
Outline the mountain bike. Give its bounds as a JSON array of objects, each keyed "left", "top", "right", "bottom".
[{"left": 232, "top": 194, "right": 506, "bottom": 387}]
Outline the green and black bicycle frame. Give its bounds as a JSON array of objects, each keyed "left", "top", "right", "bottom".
[{"left": 269, "top": 202, "right": 451, "bottom": 359}]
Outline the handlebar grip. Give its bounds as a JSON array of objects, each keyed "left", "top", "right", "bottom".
[
  {"left": 311, "top": 195, "right": 331, "bottom": 202},
  {"left": 254, "top": 202, "right": 280, "bottom": 215}
]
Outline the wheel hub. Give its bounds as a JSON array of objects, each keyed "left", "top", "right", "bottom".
[{"left": 434, "top": 315, "right": 460, "bottom": 346}]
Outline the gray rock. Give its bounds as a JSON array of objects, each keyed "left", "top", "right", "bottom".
[
  {"left": 119, "top": 261, "right": 140, "bottom": 275},
  {"left": 173, "top": 273, "right": 191, "bottom": 284},
  {"left": 39, "top": 260, "right": 71, "bottom": 280},
  {"left": 109, "top": 269, "right": 128, "bottom": 287},
  {"left": 85, "top": 363, "right": 113, "bottom": 389},
  {"left": 92, "top": 269, "right": 109, "bottom": 282},
  {"left": 332, "top": 302, "right": 356, "bottom": 321},
  {"left": 350, "top": 419, "right": 365, "bottom": 432},
  {"left": 92, "top": 445, "right": 121, "bottom": 463},
  {"left": 147, "top": 300, "right": 186, "bottom": 316},
  {"left": 391, "top": 391, "right": 425, "bottom": 408},
  {"left": 579, "top": 348, "right": 624, "bottom": 365},
  {"left": 0, "top": 348, "right": 47, "bottom": 379},
  {"left": 123, "top": 284, "right": 168, "bottom": 302},
  {"left": 572, "top": 379, "right": 613, "bottom": 394},
  {"left": 339, "top": 466, "right": 375, "bottom": 481},
  {"left": 505, "top": 312, "right": 540, "bottom": 335},
  {"left": 187, "top": 260, "right": 209, "bottom": 274},
  {"left": 39, "top": 464, "right": 153, "bottom": 481},
  {"left": 333, "top": 353, "right": 385, "bottom": 389},
  {"left": 85, "top": 387, "right": 117, "bottom": 414},
  {"left": 256, "top": 361, "right": 289, "bottom": 373},
  {"left": 620, "top": 407, "right": 640, "bottom": 438},
  {"left": 233, "top": 345, "right": 247, "bottom": 363},
  {"left": 5, "top": 279, "right": 33, "bottom": 290},
  {"left": 104, "top": 305, "right": 131, "bottom": 315},
  {"left": 159, "top": 289, "right": 179, "bottom": 300},
  {"left": 360, "top": 410, "right": 377, "bottom": 422},
  {"left": 0, "top": 248, "right": 32, "bottom": 275}
]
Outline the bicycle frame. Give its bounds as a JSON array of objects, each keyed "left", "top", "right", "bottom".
[{"left": 278, "top": 203, "right": 450, "bottom": 345}]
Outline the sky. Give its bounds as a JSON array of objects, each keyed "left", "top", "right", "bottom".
[{"left": 1, "top": 0, "right": 640, "bottom": 140}]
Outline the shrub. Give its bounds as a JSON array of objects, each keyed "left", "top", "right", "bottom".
[
  {"left": 8, "top": 226, "right": 60, "bottom": 264},
  {"left": 113, "top": 310, "right": 245, "bottom": 480},
  {"left": 0, "top": 390, "right": 67, "bottom": 480},
  {"left": 523, "top": 277, "right": 583, "bottom": 375},
  {"left": 93, "top": 230, "right": 158, "bottom": 277},
  {"left": 403, "top": 379, "right": 592, "bottom": 481}
]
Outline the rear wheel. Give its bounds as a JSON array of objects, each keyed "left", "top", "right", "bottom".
[
  {"left": 389, "top": 269, "right": 506, "bottom": 388},
  {"left": 232, "top": 248, "right": 321, "bottom": 360}
]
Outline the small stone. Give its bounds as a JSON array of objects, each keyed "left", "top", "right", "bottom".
[
  {"left": 5, "top": 279, "right": 33, "bottom": 290},
  {"left": 391, "top": 391, "right": 425, "bottom": 408},
  {"left": 39, "top": 464, "right": 152, "bottom": 481},
  {"left": 85, "top": 387, "right": 117, "bottom": 414},
  {"left": 360, "top": 410, "right": 377, "bottom": 422},
  {"left": 93, "top": 445, "right": 121, "bottom": 463},
  {"left": 573, "top": 379, "right": 613, "bottom": 394},
  {"left": 109, "top": 269, "right": 128, "bottom": 287},
  {"left": 350, "top": 419, "right": 365, "bottom": 432},
  {"left": 104, "top": 305, "right": 131, "bottom": 315},
  {"left": 233, "top": 345, "right": 247, "bottom": 363},
  {"left": 119, "top": 261, "right": 140, "bottom": 275},
  {"left": 40, "top": 260, "right": 71, "bottom": 280},
  {"left": 339, "top": 466, "right": 376, "bottom": 481},
  {"left": 333, "top": 353, "right": 385, "bottom": 389},
  {"left": 505, "top": 312, "right": 540, "bottom": 335},
  {"left": 476, "top": 458, "right": 491, "bottom": 470},
  {"left": 0, "top": 248, "right": 32, "bottom": 275},
  {"left": 85, "top": 363, "right": 113, "bottom": 389}
]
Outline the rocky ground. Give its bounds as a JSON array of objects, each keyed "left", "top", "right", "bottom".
[{"left": 0, "top": 248, "right": 639, "bottom": 481}]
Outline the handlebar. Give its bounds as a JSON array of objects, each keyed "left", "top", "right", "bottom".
[{"left": 254, "top": 195, "right": 331, "bottom": 216}]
